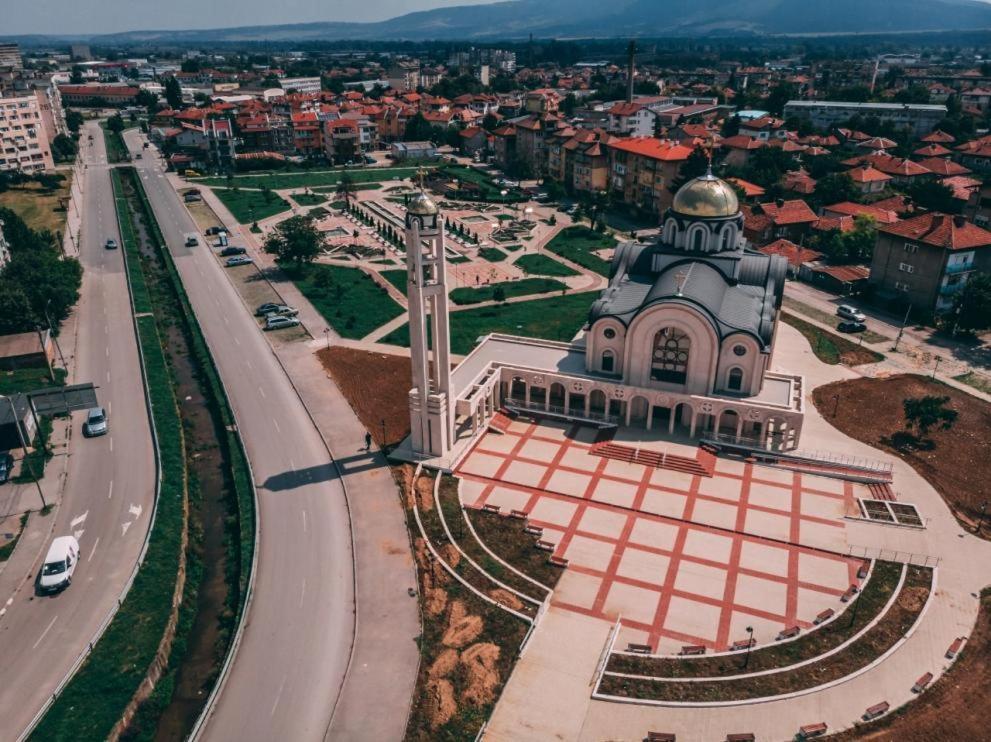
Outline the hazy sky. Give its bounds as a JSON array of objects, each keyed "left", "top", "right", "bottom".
[{"left": 4, "top": 0, "right": 497, "bottom": 36}]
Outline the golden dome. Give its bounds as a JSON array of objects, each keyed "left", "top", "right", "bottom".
[
  {"left": 407, "top": 190, "right": 438, "bottom": 216},
  {"left": 672, "top": 170, "right": 739, "bottom": 218}
]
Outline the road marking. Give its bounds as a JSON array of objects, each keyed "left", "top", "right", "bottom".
[
  {"left": 273, "top": 419, "right": 281, "bottom": 433},
  {"left": 271, "top": 676, "right": 287, "bottom": 717},
  {"left": 289, "top": 458, "right": 296, "bottom": 471},
  {"left": 302, "top": 509, "right": 307, "bottom": 533},
  {"left": 33, "top": 616, "right": 58, "bottom": 649},
  {"left": 258, "top": 386, "right": 266, "bottom": 399},
  {"left": 233, "top": 336, "right": 240, "bottom": 346},
  {"left": 70, "top": 510, "right": 88, "bottom": 528},
  {"left": 129, "top": 503, "right": 143, "bottom": 519},
  {"left": 88, "top": 537, "right": 100, "bottom": 562},
  {"left": 106, "top": 347, "right": 110, "bottom": 357},
  {"left": 108, "top": 480, "right": 114, "bottom": 499},
  {"left": 104, "top": 324, "right": 108, "bottom": 335},
  {"left": 122, "top": 521, "right": 132, "bottom": 536},
  {"left": 300, "top": 578, "right": 306, "bottom": 607},
  {"left": 109, "top": 436, "right": 113, "bottom": 452},
  {"left": 245, "top": 360, "right": 253, "bottom": 371},
  {"left": 106, "top": 370, "right": 111, "bottom": 383}
]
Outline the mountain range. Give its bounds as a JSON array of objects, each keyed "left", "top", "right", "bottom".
[{"left": 19, "top": 0, "right": 991, "bottom": 43}]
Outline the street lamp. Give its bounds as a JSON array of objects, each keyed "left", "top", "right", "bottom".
[
  {"left": 931, "top": 355, "right": 942, "bottom": 381},
  {"left": 2, "top": 395, "right": 46, "bottom": 509},
  {"left": 831, "top": 394, "right": 840, "bottom": 418},
  {"left": 743, "top": 626, "right": 754, "bottom": 669},
  {"left": 324, "top": 328, "right": 332, "bottom": 350}
]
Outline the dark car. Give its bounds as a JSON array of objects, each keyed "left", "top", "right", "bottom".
[
  {"left": 0, "top": 451, "right": 13, "bottom": 484},
  {"left": 837, "top": 321, "right": 867, "bottom": 334},
  {"left": 220, "top": 246, "right": 247, "bottom": 257}
]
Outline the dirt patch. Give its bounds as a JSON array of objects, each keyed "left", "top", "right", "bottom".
[
  {"left": 459, "top": 643, "right": 501, "bottom": 707},
  {"left": 318, "top": 347, "right": 411, "bottom": 448},
  {"left": 424, "top": 678, "right": 457, "bottom": 729},
  {"left": 438, "top": 543, "right": 461, "bottom": 569},
  {"left": 489, "top": 588, "right": 524, "bottom": 611},
  {"left": 812, "top": 374, "right": 991, "bottom": 530},
  {"left": 415, "top": 475, "right": 435, "bottom": 512},
  {"left": 428, "top": 648, "right": 460, "bottom": 679},
  {"left": 442, "top": 600, "right": 484, "bottom": 648},
  {"left": 827, "top": 589, "right": 991, "bottom": 742}
]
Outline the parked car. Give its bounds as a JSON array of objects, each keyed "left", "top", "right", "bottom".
[
  {"left": 838, "top": 321, "right": 867, "bottom": 334},
  {"left": 0, "top": 451, "right": 13, "bottom": 484},
  {"left": 255, "top": 302, "right": 283, "bottom": 316},
  {"left": 261, "top": 305, "right": 299, "bottom": 318},
  {"left": 135, "top": 153, "right": 142, "bottom": 160},
  {"left": 83, "top": 407, "right": 108, "bottom": 437},
  {"left": 264, "top": 315, "right": 301, "bottom": 331},
  {"left": 225, "top": 256, "right": 253, "bottom": 267},
  {"left": 184, "top": 233, "right": 199, "bottom": 247},
  {"left": 38, "top": 536, "right": 80, "bottom": 594},
  {"left": 205, "top": 226, "right": 225, "bottom": 235},
  {"left": 220, "top": 246, "right": 247, "bottom": 257},
  {"left": 836, "top": 304, "right": 866, "bottom": 323},
  {"left": 104, "top": 238, "right": 118, "bottom": 250}
]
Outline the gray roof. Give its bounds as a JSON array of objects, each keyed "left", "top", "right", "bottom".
[{"left": 589, "top": 241, "right": 787, "bottom": 349}]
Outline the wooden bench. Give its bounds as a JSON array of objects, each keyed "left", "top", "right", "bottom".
[
  {"left": 725, "top": 734, "right": 755, "bottom": 742},
  {"left": 680, "top": 644, "right": 706, "bottom": 656},
  {"left": 535, "top": 540, "right": 555, "bottom": 552},
  {"left": 863, "top": 701, "right": 889, "bottom": 720},
  {"left": 627, "top": 643, "right": 652, "bottom": 654},
  {"left": 912, "top": 672, "right": 933, "bottom": 693},
  {"left": 946, "top": 637, "right": 965, "bottom": 659},
  {"left": 482, "top": 504, "right": 501, "bottom": 514},
  {"left": 730, "top": 638, "right": 756, "bottom": 651},
  {"left": 841, "top": 585, "right": 859, "bottom": 603},
  {"left": 509, "top": 509, "right": 528, "bottom": 520},
  {"left": 798, "top": 722, "right": 828, "bottom": 738},
  {"left": 814, "top": 608, "right": 834, "bottom": 625},
  {"left": 524, "top": 525, "right": 543, "bottom": 537},
  {"left": 548, "top": 555, "right": 569, "bottom": 568},
  {"left": 645, "top": 733, "right": 675, "bottom": 742},
  {"left": 777, "top": 626, "right": 800, "bottom": 640}
]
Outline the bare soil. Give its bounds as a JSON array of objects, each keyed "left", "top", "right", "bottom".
[{"left": 812, "top": 374, "right": 991, "bottom": 529}]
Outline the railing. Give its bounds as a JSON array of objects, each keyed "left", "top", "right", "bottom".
[
  {"left": 944, "top": 261, "right": 976, "bottom": 275},
  {"left": 503, "top": 397, "right": 619, "bottom": 426},
  {"left": 704, "top": 433, "right": 892, "bottom": 475}
]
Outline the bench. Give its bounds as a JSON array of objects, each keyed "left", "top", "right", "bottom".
[
  {"left": 680, "top": 644, "right": 706, "bottom": 656},
  {"left": 798, "top": 722, "right": 828, "bottom": 738},
  {"left": 777, "top": 626, "right": 801, "bottom": 640},
  {"left": 730, "top": 638, "right": 756, "bottom": 651},
  {"left": 863, "top": 701, "right": 889, "bottom": 720},
  {"left": 912, "top": 672, "right": 933, "bottom": 693},
  {"left": 524, "top": 525, "right": 544, "bottom": 537},
  {"left": 509, "top": 509, "right": 528, "bottom": 520},
  {"left": 645, "top": 733, "right": 675, "bottom": 742},
  {"left": 814, "top": 608, "right": 835, "bottom": 625},
  {"left": 946, "top": 637, "right": 965, "bottom": 659},
  {"left": 535, "top": 540, "right": 555, "bottom": 552},
  {"left": 548, "top": 555, "right": 569, "bottom": 568},
  {"left": 482, "top": 504, "right": 501, "bottom": 514},
  {"left": 627, "top": 643, "right": 652, "bottom": 655},
  {"left": 841, "top": 585, "right": 859, "bottom": 603},
  {"left": 725, "top": 734, "right": 755, "bottom": 742}
]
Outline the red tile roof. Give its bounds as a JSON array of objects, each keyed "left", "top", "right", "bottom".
[
  {"left": 822, "top": 201, "right": 901, "bottom": 224},
  {"left": 758, "top": 239, "right": 823, "bottom": 268},
  {"left": 880, "top": 212, "right": 991, "bottom": 250},
  {"left": 726, "top": 177, "right": 765, "bottom": 198},
  {"left": 913, "top": 143, "right": 952, "bottom": 158},
  {"left": 848, "top": 165, "right": 892, "bottom": 183},
  {"left": 921, "top": 129, "right": 956, "bottom": 144},
  {"left": 759, "top": 199, "right": 818, "bottom": 225},
  {"left": 606, "top": 137, "right": 693, "bottom": 162},
  {"left": 917, "top": 157, "right": 972, "bottom": 177},
  {"left": 809, "top": 264, "right": 871, "bottom": 282},
  {"left": 720, "top": 135, "right": 764, "bottom": 150}
]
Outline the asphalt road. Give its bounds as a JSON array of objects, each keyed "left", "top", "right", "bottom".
[
  {"left": 0, "top": 121, "right": 156, "bottom": 738},
  {"left": 122, "top": 131, "right": 355, "bottom": 741}
]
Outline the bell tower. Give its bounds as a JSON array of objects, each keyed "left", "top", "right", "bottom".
[{"left": 405, "top": 189, "right": 454, "bottom": 457}]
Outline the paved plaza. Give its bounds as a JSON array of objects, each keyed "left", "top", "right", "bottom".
[{"left": 456, "top": 417, "right": 866, "bottom": 652}]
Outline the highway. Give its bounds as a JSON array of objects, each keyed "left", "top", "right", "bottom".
[
  {"left": 122, "top": 131, "right": 356, "bottom": 740},
  {"left": 0, "top": 120, "right": 156, "bottom": 737}
]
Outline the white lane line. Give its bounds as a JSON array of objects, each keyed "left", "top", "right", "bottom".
[
  {"left": 109, "top": 437, "right": 113, "bottom": 452},
  {"left": 233, "top": 336, "right": 240, "bottom": 346},
  {"left": 106, "top": 347, "right": 110, "bottom": 357},
  {"left": 270, "top": 676, "right": 287, "bottom": 717},
  {"left": 301, "top": 509, "right": 307, "bottom": 533},
  {"left": 273, "top": 419, "right": 281, "bottom": 433},
  {"left": 88, "top": 537, "right": 100, "bottom": 562},
  {"left": 106, "top": 370, "right": 111, "bottom": 382},
  {"left": 33, "top": 616, "right": 58, "bottom": 649},
  {"left": 245, "top": 360, "right": 253, "bottom": 371},
  {"left": 104, "top": 324, "right": 108, "bottom": 335},
  {"left": 257, "top": 386, "right": 266, "bottom": 399},
  {"left": 289, "top": 458, "right": 296, "bottom": 471},
  {"left": 108, "top": 480, "right": 114, "bottom": 499},
  {"left": 299, "top": 578, "right": 306, "bottom": 607}
]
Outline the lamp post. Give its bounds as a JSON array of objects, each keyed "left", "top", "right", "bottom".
[
  {"left": 743, "top": 626, "right": 754, "bottom": 669},
  {"left": 831, "top": 393, "right": 840, "bottom": 418},
  {"left": 2, "top": 395, "right": 46, "bottom": 509},
  {"left": 45, "top": 300, "right": 68, "bottom": 373},
  {"left": 931, "top": 355, "right": 942, "bottom": 381}
]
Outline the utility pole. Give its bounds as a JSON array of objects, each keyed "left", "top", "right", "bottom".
[
  {"left": 892, "top": 303, "right": 911, "bottom": 351},
  {"left": 3, "top": 395, "right": 47, "bottom": 509}
]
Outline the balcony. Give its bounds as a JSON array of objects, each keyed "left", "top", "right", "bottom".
[
  {"left": 944, "top": 261, "right": 976, "bottom": 275},
  {"left": 940, "top": 281, "right": 965, "bottom": 296}
]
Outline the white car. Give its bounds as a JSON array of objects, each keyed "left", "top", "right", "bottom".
[
  {"left": 836, "top": 304, "right": 866, "bottom": 323},
  {"left": 39, "top": 536, "right": 80, "bottom": 593},
  {"left": 264, "top": 315, "right": 301, "bottom": 331},
  {"left": 83, "top": 407, "right": 108, "bottom": 437}
]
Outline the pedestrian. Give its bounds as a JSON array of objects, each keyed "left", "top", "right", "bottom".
[{"left": 364, "top": 432, "right": 372, "bottom": 451}]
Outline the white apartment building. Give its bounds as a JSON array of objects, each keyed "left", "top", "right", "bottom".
[{"left": 0, "top": 91, "right": 56, "bottom": 173}]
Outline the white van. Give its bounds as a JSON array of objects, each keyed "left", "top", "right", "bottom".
[{"left": 39, "top": 536, "right": 80, "bottom": 593}]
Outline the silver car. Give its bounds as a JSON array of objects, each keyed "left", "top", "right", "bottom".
[
  {"left": 225, "top": 255, "right": 253, "bottom": 267},
  {"left": 83, "top": 407, "right": 108, "bottom": 437},
  {"left": 264, "top": 316, "right": 301, "bottom": 331}
]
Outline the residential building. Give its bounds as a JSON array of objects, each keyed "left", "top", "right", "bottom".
[
  {"left": 607, "top": 137, "right": 692, "bottom": 214},
  {"left": 739, "top": 116, "right": 788, "bottom": 141},
  {"left": 390, "top": 141, "right": 437, "bottom": 161},
  {"left": 279, "top": 77, "right": 322, "bottom": 94},
  {"left": 458, "top": 126, "right": 488, "bottom": 157},
  {"left": 607, "top": 102, "right": 657, "bottom": 137},
  {"left": 743, "top": 199, "right": 818, "bottom": 245},
  {"left": 758, "top": 238, "right": 823, "bottom": 277},
  {"left": 490, "top": 125, "right": 516, "bottom": 171},
  {"left": 386, "top": 64, "right": 420, "bottom": 93},
  {"left": 847, "top": 163, "right": 892, "bottom": 194},
  {"left": 783, "top": 100, "right": 947, "bottom": 136},
  {"left": 871, "top": 212, "right": 991, "bottom": 314},
  {"left": 0, "top": 91, "right": 55, "bottom": 173},
  {"left": 291, "top": 111, "right": 323, "bottom": 156},
  {"left": 514, "top": 113, "right": 562, "bottom": 177},
  {"left": 323, "top": 117, "right": 362, "bottom": 164},
  {"left": 57, "top": 84, "right": 139, "bottom": 107},
  {"left": 720, "top": 135, "right": 763, "bottom": 168},
  {"left": 0, "top": 44, "right": 22, "bottom": 71}
]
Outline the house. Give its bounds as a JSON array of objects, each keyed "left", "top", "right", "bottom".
[
  {"left": 458, "top": 126, "right": 488, "bottom": 157},
  {"left": 847, "top": 163, "right": 892, "bottom": 194},
  {"left": 738, "top": 116, "right": 788, "bottom": 141},
  {"left": 821, "top": 201, "right": 902, "bottom": 226},
  {"left": 917, "top": 157, "right": 972, "bottom": 179},
  {"left": 743, "top": 199, "right": 818, "bottom": 245},
  {"left": 799, "top": 263, "right": 871, "bottom": 294},
  {"left": 726, "top": 177, "right": 766, "bottom": 201},
  {"left": 720, "top": 135, "right": 763, "bottom": 168},
  {"left": 0, "top": 394, "right": 38, "bottom": 451},
  {"left": 606, "top": 137, "right": 693, "bottom": 214},
  {"left": 607, "top": 102, "right": 658, "bottom": 137},
  {"left": 780, "top": 169, "right": 816, "bottom": 196},
  {"left": 390, "top": 141, "right": 437, "bottom": 161},
  {"left": 870, "top": 212, "right": 991, "bottom": 314},
  {"left": 490, "top": 125, "right": 517, "bottom": 171},
  {"left": 57, "top": 84, "right": 139, "bottom": 107},
  {"left": 514, "top": 113, "right": 563, "bottom": 177},
  {"left": 758, "top": 239, "right": 824, "bottom": 277},
  {"left": 0, "top": 330, "right": 54, "bottom": 371}
]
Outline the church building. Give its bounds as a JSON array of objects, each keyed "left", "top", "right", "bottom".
[{"left": 396, "top": 169, "right": 805, "bottom": 468}]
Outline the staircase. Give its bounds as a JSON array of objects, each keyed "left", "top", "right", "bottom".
[
  {"left": 591, "top": 442, "right": 715, "bottom": 478},
  {"left": 867, "top": 482, "right": 896, "bottom": 501}
]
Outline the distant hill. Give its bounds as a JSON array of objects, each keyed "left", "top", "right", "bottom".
[{"left": 18, "top": 0, "right": 991, "bottom": 43}]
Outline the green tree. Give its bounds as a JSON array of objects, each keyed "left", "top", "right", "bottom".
[
  {"left": 812, "top": 172, "right": 858, "bottom": 209},
  {"left": 903, "top": 395, "right": 958, "bottom": 438},
  {"left": 907, "top": 180, "right": 959, "bottom": 214},
  {"left": 337, "top": 169, "right": 354, "bottom": 208},
  {"left": 952, "top": 272, "right": 991, "bottom": 332},
  {"left": 65, "top": 110, "right": 84, "bottom": 134},
  {"left": 263, "top": 215, "right": 323, "bottom": 265},
  {"left": 492, "top": 286, "right": 507, "bottom": 303},
  {"left": 106, "top": 114, "right": 125, "bottom": 134},
  {"left": 69, "top": 65, "right": 84, "bottom": 85},
  {"left": 50, "top": 134, "right": 78, "bottom": 163},
  {"left": 164, "top": 76, "right": 183, "bottom": 109}
]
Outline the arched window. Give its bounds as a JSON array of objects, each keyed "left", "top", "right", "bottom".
[
  {"left": 651, "top": 328, "right": 690, "bottom": 384},
  {"left": 690, "top": 227, "right": 705, "bottom": 251},
  {"left": 720, "top": 224, "right": 736, "bottom": 251},
  {"left": 727, "top": 367, "right": 744, "bottom": 392},
  {"left": 601, "top": 349, "right": 615, "bottom": 373},
  {"left": 663, "top": 218, "right": 677, "bottom": 243}
]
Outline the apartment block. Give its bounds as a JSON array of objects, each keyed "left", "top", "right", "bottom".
[{"left": 0, "top": 91, "right": 55, "bottom": 173}]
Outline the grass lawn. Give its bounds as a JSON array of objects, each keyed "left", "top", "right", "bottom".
[
  {"left": 290, "top": 192, "right": 326, "bottom": 206},
  {"left": 440, "top": 165, "right": 522, "bottom": 201},
  {"left": 281, "top": 263, "right": 404, "bottom": 339},
  {"left": 0, "top": 366, "right": 66, "bottom": 395},
  {"left": 100, "top": 121, "right": 128, "bottom": 164},
  {"left": 449, "top": 277, "right": 567, "bottom": 305},
  {"left": 478, "top": 246, "right": 507, "bottom": 262},
  {"left": 544, "top": 226, "right": 614, "bottom": 276},
  {"left": 782, "top": 312, "right": 884, "bottom": 366},
  {"left": 382, "top": 290, "right": 597, "bottom": 354},
  {"left": 196, "top": 167, "right": 423, "bottom": 191},
  {"left": 955, "top": 371, "right": 991, "bottom": 395},
  {"left": 515, "top": 253, "right": 579, "bottom": 277},
  {"left": 0, "top": 180, "right": 72, "bottom": 235},
  {"left": 379, "top": 268, "right": 408, "bottom": 296},
  {"left": 212, "top": 188, "right": 290, "bottom": 223}
]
